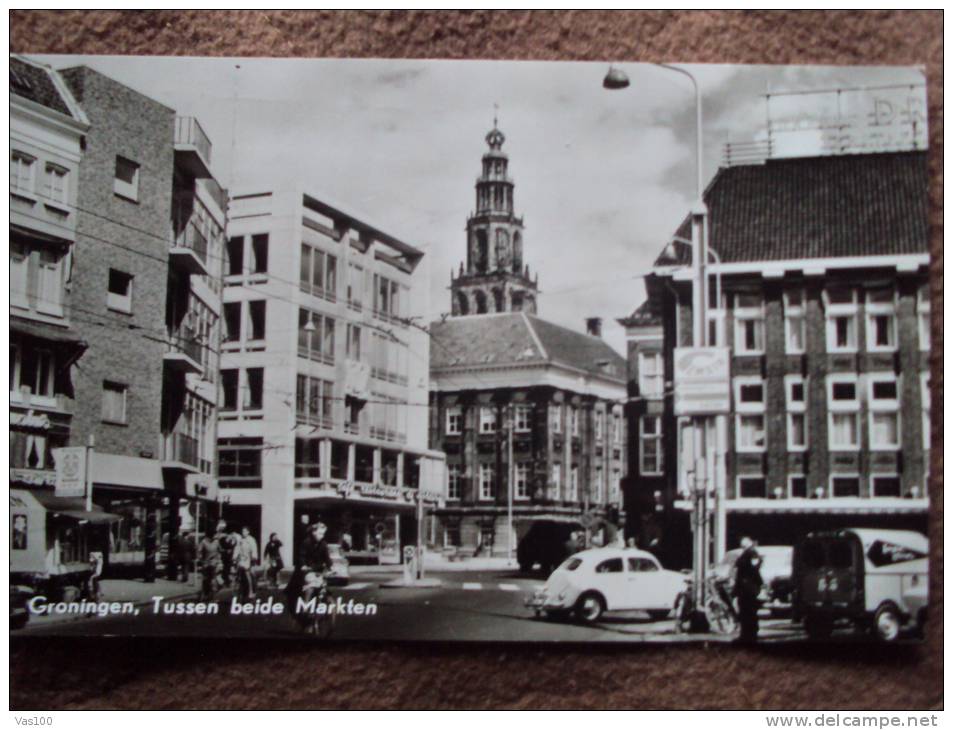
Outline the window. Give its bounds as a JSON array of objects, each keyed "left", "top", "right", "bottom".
[
  {"left": 221, "top": 369, "right": 239, "bottom": 411},
  {"left": 550, "top": 405, "right": 562, "bottom": 434},
  {"left": 594, "top": 467, "right": 604, "bottom": 503},
  {"left": 10, "top": 345, "right": 56, "bottom": 401},
  {"left": 102, "top": 381, "right": 128, "bottom": 424},
  {"left": 638, "top": 352, "right": 664, "bottom": 397},
  {"left": 11, "top": 239, "right": 67, "bottom": 317},
  {"left": 784, "top": 290, "right": 806, "bottom": 354},
  {"left": 106, "top": 269, "right": 133, "bottom": 314},
  {"left": 570, "top": 407, "right": 579, "bottom": 437},
  {"left": 639, "top": 416, "right": 663, "bottom": 475},
  {"left": 218, "top": 438, "right": 263, "bottom": 488},
  {"left": 479, "top": 463, "right": 494, "bottom": 500},
  {"left": 611, "top": 469, "right": 621, "bottom": 502},
  {"left": 868, "top": 374, "right": 900, "bottom": 450},
  {"left": 446, "top": 406, "right": 462, "bottom": 436},
  {"left": 224, "top": 300, "right": 266, "bottom": 347},
  {"left": 515, "top": 463, "right": 530, "bottom": 500},
  {"left": 250, "top": 234, "right": 269, "bottom": 274},
  {"left": 223, "top": 302, "right": 241, "bottom": 342},
  {"left": 871, "top": 475, "right": 901, "bottom": 498},
  {"left": 917, "top": 284, "right": 930, "bottom": 351},
  {"left": 300, "top": 243, "right": 336, "bottom": 300},
  {"left": 825, "top": 288, "right": 858, "bottom": 352},
  {"left": 865, "top": 287, "right": 897, "bottom": 352},
  {"left": 43, "top": 163, "right": 69, "bottom": 205},
  {"left": 738, "top": 476, "right": 766, "bottom": 499},
  {"left": 479, "top": 406, "right": 497, "bottom": 434},
  {"left": 786, "top": 376, "right": 808, "bottom": 451},
  {"left": 370, "top": 331, "right": 407, "bottom": 385},
  {"left": 827, "top": 375, "right": 859, "bottom": 450},
  {"left": 226, "top": 236, "right": 244, "bottom": 277},
  {"left": 245, "top": 368, "right": 264, "bottom": 410},
  {"left": 595, "top": 558, "right": 624, "bottom": 574},
  {"left": 113, "top": 156, "right": 140, "bottom": 201},
  {"left": 831, "top": 476, "right": 860, "bottom": 498},
  {"left": 298, "top": 308, "right": 335, "bottom": 365},
  {"left": 11, "top": 151, "right": 35, "bottom": 195},
  {"left": 734, "top": 377, "right": 766, "bottom": 452},
  {"left": 295, "top": 375, "right": 334, "bottom": 427},
  {"left": 569, "top": 466, "right": 579, "bottom": 501},
  {"left": 248, "top": 300, "right": 266, "bottom": 341},
  {"left": 612, "top": 412, "right": 622, "bottom": 445},
  {"left": 444, "top": 525, "right": 461, "bottom": 548},
  {"left": 373, "top": 274, "right": 401, "bottom": 322},
  {"left": 593, "top": 411, "right": 605, "bottom": 442},
  {"left": 447, "top": 464, "right": 462, "bottom": 500},
  {"left": 514, "top": 405, "right": 532, "bottom": 432},
  {"left": 550, "top": 463, "right": 562, "bottom": 499},
  {"left": 347, "top": 263, "right": 364, "bottom": 311},
  {"left": 789, "top": 475, "right": 807, "bottom": 499},
  {"left": 921, "top": 373, "right": 931, "bottom": 451},
  {"left": 734, "top": 293, "right": 765, "bottom": 354},
  {"left": 628, "top": 557, "right": 659, "bottom": 572},
  {"left": 220, "top": 368, "right": 263, "bottom": 413},
  {"left": 346, "top": 324, "right": 362, "bottom": 361}
]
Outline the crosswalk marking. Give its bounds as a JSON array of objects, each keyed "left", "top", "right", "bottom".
[
  {"left": 498, "top": 583, "right": 520, "bottom": 591},
  {"left": 462, "top": 582, "right": 483, "bottom": 590}
]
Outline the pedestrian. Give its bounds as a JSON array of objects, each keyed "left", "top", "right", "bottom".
[
  {"left": 215, "top": 521, "right": 234, "bottom": 588},
  {"left": 263, "top": 533, "right": 284, "bottom": 588},
  {"left": 234, "top": 526, "right": 259, "bottom": 600},
  {"left": 285, "top": 521, "right": 332, "bottom": 610},
  {"left": 197, "top": 529, "right": 222, "bottom": 601},
  {"left": 733, "top": 536, "right": 764, "bottom": 643}
]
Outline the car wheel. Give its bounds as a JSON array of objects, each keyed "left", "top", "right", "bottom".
[
  {"left": 873, "top": 604, "right": 902, "bottom": 642},
  {"left": 575, "top": 592, "right": 605, "bottom": 624},
  {"left": 804, "top": 614, "right": 833, "bottom": 640}
]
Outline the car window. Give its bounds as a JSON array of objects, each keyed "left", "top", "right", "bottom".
[
  {"left": 801, "top": 541, "right": 826, "bottom": 570},
  {"left": 595, "top": 558, "right": 624, "bottom": 574},
  {"left": 562, "top": 557, "right": 583, "bottom": 572},
  {"left": 627, "top": 557, "right": 658, "bottom": 572}
]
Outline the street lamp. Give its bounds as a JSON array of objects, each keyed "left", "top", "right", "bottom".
[{"left": 604, "top": 62, "right": 714, "bottom": 632}]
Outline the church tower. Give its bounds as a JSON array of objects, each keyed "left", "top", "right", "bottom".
[{"left": 450, "top": 118, "right": 538, "bottom": 316}]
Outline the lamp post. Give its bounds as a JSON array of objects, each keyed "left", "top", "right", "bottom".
[{"left": 604, "top": 63, "right": 715, "bottom": 630}]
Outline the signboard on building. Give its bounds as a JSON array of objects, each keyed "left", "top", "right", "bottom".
[
  {"left": 52, "top": 446, "right": 87, "bottom": 498},
  {"left": 673, "top": 347, "right": 730, "bottom": 416}
]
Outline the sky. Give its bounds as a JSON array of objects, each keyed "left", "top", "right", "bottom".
[{"left": 34, "top": 55, "right": 926, "bottom": 356}]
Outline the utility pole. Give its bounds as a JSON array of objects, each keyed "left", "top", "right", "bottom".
[{"left": 507, "top": 403, "right": 514, "bottom": 564}]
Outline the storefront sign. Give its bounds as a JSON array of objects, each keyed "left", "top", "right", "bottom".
[
  {"left": 673, "top": 347, "right": 730, "bottom": 416},
  {"left": 335, "top": 480, "right": 442, "bottom": 505},
  {"left": 52, "top": 446, "right": 87, "bottom": 498},
  {"left": 9, "top": 468, "right": 57, "bottom": 487},
  {"left": 10, "top": 412, "right": 51, "bottom": 430}
]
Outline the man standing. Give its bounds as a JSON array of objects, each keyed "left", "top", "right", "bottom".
[{"left": 733, "top": 536, "right": 764, "bottom": 643}]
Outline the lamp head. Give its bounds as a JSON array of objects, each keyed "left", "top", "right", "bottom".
[{"left": 603, "top": 66, "right": 630, "bottom": 90}]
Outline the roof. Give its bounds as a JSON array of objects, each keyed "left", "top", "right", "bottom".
[
  {"left": 10, "top": 57, "right": 84, "bottom": 122},
  {"left": 430, "top": 312, "right": 626, "bottom": 381},
  {"left": 655, "top": 152, "right": 928, "bottom": 266},
  {"left": 617, "top": 298, "right": 662, "bottom": 327}
]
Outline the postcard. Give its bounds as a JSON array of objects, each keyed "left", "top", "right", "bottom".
[{"left": 9, "top": 54, "right": 931, "bottom": 643}]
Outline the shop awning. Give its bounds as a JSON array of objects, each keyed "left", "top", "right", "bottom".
[
  {"left": 29, "top": 489, "right": 122, "bottom": 524},
  {"left": 10, "top": 316, "right": 87, "bottom": 348}
]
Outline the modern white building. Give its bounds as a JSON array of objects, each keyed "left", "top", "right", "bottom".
[{"left": 219, "top": 189, "right": 445, "bottom": 566}]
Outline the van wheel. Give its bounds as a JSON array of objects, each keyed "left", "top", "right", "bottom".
[
  {"left": 874, "top": 604, "right": 902, "bottom": 642},
  {"left": 575, "top": 592, "right": 605, "bottom": 623},
  {"left": 804, "top": 614, "right": 832, "bottom": 640}
]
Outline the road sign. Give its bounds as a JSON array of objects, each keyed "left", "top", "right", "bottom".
[{"left": 673, "top": 347, "right": 730, "bottom": 416}]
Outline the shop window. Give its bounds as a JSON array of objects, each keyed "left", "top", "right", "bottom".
[
  {"left": 101, "top": 381, "right": 128, "bottom": 424},
  {"left": 107, "top": 268, "right": 134, "bottom": 314},
  {"left": 113, "top": 156, "right": 140, "bottom": 201}
]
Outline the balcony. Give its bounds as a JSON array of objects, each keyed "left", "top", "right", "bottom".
[
  {"left": 174, "top": 117, "right": 212, "bottom": 179},
  {"left": 170, "top": 218, "right": 210, "bottom": 276},
  {"left": 164, "top": 327, "right": 203, "bottom": 375},
  {"left": 161, "top": 431, "right": 201, "bottom": 475}
]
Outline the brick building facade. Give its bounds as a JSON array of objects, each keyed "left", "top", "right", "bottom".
[{"left": 621, "top": 152, "right": 930, "bottom": 567}]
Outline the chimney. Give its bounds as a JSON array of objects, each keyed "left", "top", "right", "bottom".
[{"left": 585, "top": 317, "right": 603, "bottom": 338}]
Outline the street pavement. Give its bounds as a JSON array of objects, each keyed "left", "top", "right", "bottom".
[{"left": 15, "top": 568, "right": 815, "bottom": 644}]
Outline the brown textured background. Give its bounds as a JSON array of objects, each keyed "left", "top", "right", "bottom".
[{"left": 9, "top": 10, "right": 943, "bottom": 710}]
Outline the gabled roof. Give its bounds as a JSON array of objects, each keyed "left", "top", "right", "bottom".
[
  {"left": 655, "top": 151, "right": 928, "bottom": 266},
  {"left": 617, "top": 299, "right": 662, "bottom": 328},
  {"left": 430, "top": 312, "right": 625, "bottom": 382},
  {"left": 10, "top": 57, "right": 86, "bottom": 123}
]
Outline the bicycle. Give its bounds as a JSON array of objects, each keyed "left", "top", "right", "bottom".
[
  {"left": 294, "top": 570, "right": 336, "bottom": 639},
  {"left": 673, "top": 574, "right": 738, "bottom": 636}
]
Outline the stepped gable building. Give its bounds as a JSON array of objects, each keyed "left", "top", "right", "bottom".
[
  {"left": 431, "top": 122, "right": 628, "bottom": 560},
  {"left": 621, "top": 151, "right": 931, "bottom": 567}
]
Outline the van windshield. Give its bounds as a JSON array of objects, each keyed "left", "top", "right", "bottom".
[
  {"left": 801, "top": 541, "right": 826, "bottom": 570},
  {"left": 829, "top": 541, "right": 855, "bottom": 569}
]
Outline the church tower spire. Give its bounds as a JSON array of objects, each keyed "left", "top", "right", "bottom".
[{"left": 450, "top": 115, "right": 538, "bottom": 316}]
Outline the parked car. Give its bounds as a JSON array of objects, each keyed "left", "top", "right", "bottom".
[
  {"left": 326, "top": 543, "right": 350, "bottom": 586},
  {"left": 525, "top": 547, "right": 689, "bottom": 623},
  {"left": 712, "top": 545, "right": 794, "bottom": 615},
  {"left": 517, "top": 520, "right": 583, "bottom": 575},
  {"left": 792, "top": 528, "right": 928, "bottom": 641}
]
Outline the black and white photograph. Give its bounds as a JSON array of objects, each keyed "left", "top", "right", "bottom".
[{"left": 9, "top": 53, "right": 931, "bottom": 646}]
